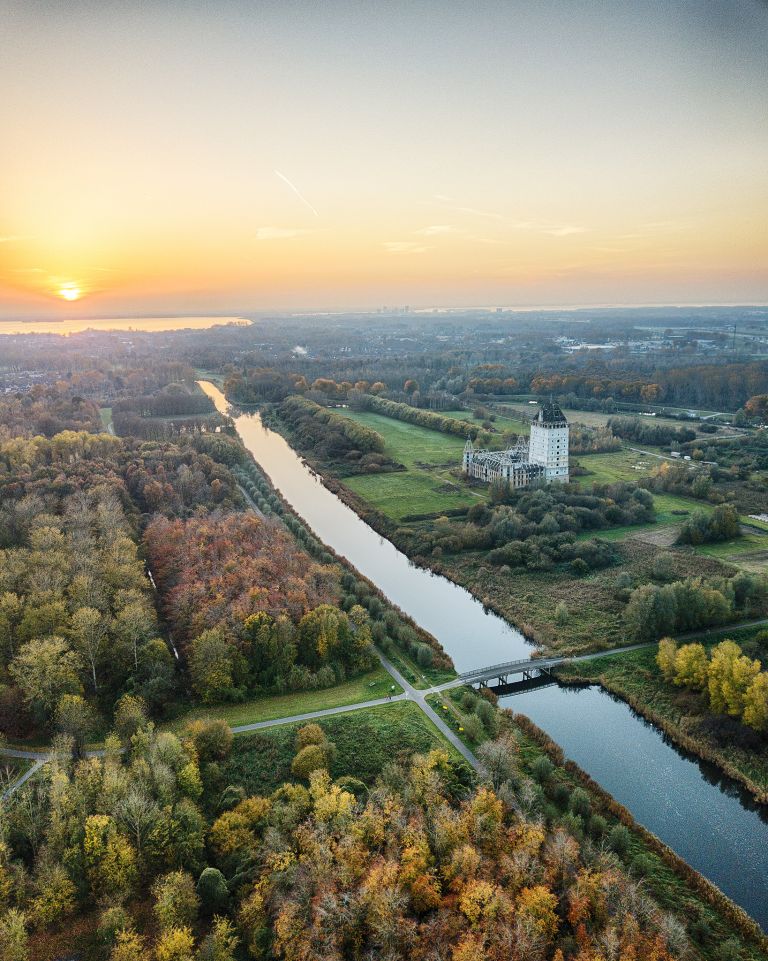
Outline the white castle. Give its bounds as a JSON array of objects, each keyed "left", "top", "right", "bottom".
[{"left": 462, "top": 401, "right": 569, "bottom": 487}]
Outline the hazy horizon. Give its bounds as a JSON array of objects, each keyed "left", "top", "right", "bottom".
[{"left": 2, "top": 0, "right": 767, "bottom": 315}]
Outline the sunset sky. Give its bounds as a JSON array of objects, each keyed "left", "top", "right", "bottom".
[{"left": 2, "top": 0, "right": 767, "bottom": 315}]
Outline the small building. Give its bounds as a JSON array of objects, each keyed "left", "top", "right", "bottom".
[{"left": 462, "top": 401, "right": 569, "bottom": 486}]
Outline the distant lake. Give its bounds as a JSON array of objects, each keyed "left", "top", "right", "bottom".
[{"left": 0, "top": 316, "right": 251, "bottom": 336}]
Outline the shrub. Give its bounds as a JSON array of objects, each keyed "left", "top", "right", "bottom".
[
  {"left": 607, "top": 824, "right": 631, "bottom": 857},
  {"left": 196, "top": 867, "right": 229, "bottom": 915}
]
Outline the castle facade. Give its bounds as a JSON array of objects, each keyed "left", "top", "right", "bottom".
[{"left": 462, "top": 401, "right": 569, "bottom": 487}]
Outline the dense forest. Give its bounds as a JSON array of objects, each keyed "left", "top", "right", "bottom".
[{"left": 144, "top": 512, "right": 376, "bottom": 701}]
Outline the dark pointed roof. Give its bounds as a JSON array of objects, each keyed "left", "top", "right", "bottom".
[{"left": 534, "top": 400, "right": 567, "bottom": 426}]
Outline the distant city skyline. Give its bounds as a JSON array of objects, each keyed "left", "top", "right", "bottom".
[{"left": 2, "top": 0, "right": 767, "bottom": 315}]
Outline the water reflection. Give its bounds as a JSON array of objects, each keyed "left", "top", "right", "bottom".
[
  {"left": 505, "top": 683, "right": 768, "bottom": 929},
  {"left": 200, "top": 381, "right": 530, "bottom": 673}
]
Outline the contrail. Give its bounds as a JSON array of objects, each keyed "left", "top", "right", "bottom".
[{"left": 274, "top": 169, "right": 319, "bottom": 218}]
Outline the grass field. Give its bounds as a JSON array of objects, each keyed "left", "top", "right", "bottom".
[
  {"left": 222, "top": 700, "right": 463, "bottom": 795},
  {"left": 336, "top": 409, "right": 486, "bottom": 519},
  {"left": 98, "top": 407, "right": 113, "bottom": 432},
  {"left": 163, "top": 666, "right": 401, "bottom": 731},
  {"left": 498, "top": 401, "right": 698, "bottom": 432}
]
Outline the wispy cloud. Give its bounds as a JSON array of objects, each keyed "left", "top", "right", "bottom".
[
  {"left": 274, "top": 169, "right": 319, "bottom": 218},
  {"left": 383, "top": 241, "right": 430, "bottom": 254},
  {"left": 415, "top": 224, "right": 457, "bottom": 236},
  {"left": 434, "top": 195, "right": 503, "bottom": 220},
  {"left": 540, "top": 224, "right": 588, "bottom": 237},
  {"left": 256, "top": 226, "right": 317, "bottom": 241},
  {"left": 0, "top": 235, "right": 25, "bottom": 244}
]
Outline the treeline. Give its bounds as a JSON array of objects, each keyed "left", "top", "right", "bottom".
[
  {"left": 112, "top": 410, "right": 229, "bottom": 440},
  {"left": 350, "top": 392, "right": 479, "bottom": 439},
  {"left": 112, "top": 392, "right": 214, "bottom": 418},
  {"left": 0, "top": 387, "right": 102, "bottom": 440},
  {"left": 658, "top": 636, "right": 768, "bottom": 732},
  {"left": 277, "top": 395, "right": 387, "bottom": 466},
  {"left": 568, "top": 424, "right": 621, "bottom": 454},
  {"left": 224, "top": 368, "right": 308, "bottom": 403},
  {"left": 144, "top": 512, "right": 376, "bottom": 700},
  {"left": 625, "top": 572, "right": 767, "bottom": 641},
  {"left": 607, "top": 416, "right": 697, "bottom": 447},
  {"left": 530, "top": 361, "right": 768, "bottom": 410}
]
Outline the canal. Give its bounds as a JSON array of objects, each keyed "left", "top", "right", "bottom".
[{"left": 201, "top": 381, "right": 768, "bottom": 930}]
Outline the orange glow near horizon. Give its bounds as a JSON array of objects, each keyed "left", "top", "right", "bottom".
[{"left": 1, "top": 2, "right": 766, "bottom": 314}]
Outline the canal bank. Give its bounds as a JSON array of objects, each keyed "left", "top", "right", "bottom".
[{"left": 200, "top": 381, "right": 768, "bottom": 933}]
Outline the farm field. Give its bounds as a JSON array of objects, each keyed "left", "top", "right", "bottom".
[
  {"left": 336, "top": 409, "right": 486, "bottom": 519},
  {"left": 497, "top": 401, "right": 700, "bottom": 432}
]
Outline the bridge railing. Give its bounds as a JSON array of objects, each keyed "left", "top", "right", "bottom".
[{"left": 457, "top": 655, "right": 565, "bottom": 682}]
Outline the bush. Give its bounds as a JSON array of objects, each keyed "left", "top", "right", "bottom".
[
  {"left": 185, "top": 719, "right": 233, "bottom": 763},
  {"left": 291, "top": 743, "right": 331, "bottom": 780},
  {"left": 196, "top": 867, "right": 229, "bottom": 915},
  {"left": 296, "top": 723, "right": 326, "bottom": 750},
  {"left": 607, "top": 824, "right": 631, "bottom": 857},
  {"left": 530, "top": 755, "right": 554, "bottom": 783},
  {"left": 462, "top": 715, "right": 484, "bottom": 743}
]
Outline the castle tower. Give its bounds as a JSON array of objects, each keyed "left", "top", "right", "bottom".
[
  {"left": 462, "top": 436, "right": 474, "bottom": 473},
  {"left": 529, "top": 400, "right": 569, "bottom": 482}
]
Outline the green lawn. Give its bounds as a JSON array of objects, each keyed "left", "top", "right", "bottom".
[
  {"left": 99, "top": 407, "right": 113, "bottom": 432},
  {"left": 165, "top": 666, "right": 401, "bottom": 731},
  {"left": 336, "top": 410, "right": 486, "bottom": 519},
  {"left": 222, "top": 700, "right": 465, "bottom": 795}
]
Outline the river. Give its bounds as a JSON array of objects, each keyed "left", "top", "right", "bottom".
[{"left": 200, "top": 381, "right": 768, "bottom": 930}]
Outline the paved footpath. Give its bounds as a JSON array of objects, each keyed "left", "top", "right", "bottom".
[{"left": 5, "top": 617, "right": 768, "bottom": 798}]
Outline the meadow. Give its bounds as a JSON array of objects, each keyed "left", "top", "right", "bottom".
[
  {"left": 221, "top": 700, "right": 464, "bottom": 796},
  {"left": 336, "top": 409, "right": 486, "bottom": 519}
]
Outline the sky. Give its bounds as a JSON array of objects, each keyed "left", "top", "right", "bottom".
[{"left": 1, "top": 0, "right": 767, "bottom": 316}]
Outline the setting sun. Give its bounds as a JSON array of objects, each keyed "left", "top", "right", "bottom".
[{"left": 58, "top": 283, "right": 81, "bottom": 302}]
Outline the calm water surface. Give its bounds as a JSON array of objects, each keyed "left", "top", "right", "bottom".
[
  {"left": 506, "top": 684, "right": 768, "bottom": 929},
  {"left": 0, "top": 316, "right": 250, "bottom": 336},
  {"left": 200, "top": 381, "right": 529, "bottom": 672},
  {"left": 201, "top": 380, "right": 768, "bottom": 929}
]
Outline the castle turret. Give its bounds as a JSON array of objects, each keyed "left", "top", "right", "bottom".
[
  {"left": 528, "top": 400, "right": 569, "bottom": 482},
  {"left": 462, "top": 436, "right": 474, "bottom": 473}
]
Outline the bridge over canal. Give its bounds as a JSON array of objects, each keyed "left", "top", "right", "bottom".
[{"left": 432, "top": 641, "right": 653, "bottom": 693}]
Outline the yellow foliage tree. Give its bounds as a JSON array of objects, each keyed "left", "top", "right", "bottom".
[
  {"left": 708, "top": 640, "right": 760, "bottom": 717},
  {"left": 458, "top": 879, "right": 502, "bottom": 926},
  {"left": 656, "top": 637, "right": 677, "bottom": 681},
  {"left": 743, "top": 672, "right": 768, "bottom": 731},
  {"left": 83, "top": 815, "right": 137, "bottom": 902},
  {"left": 154, "top": 926, "right": 195, "bottom": 961},
  {"left": 515, "top": 885, "right": 559, "bottom": 940},
  {"left": 673, "top": 643, "right": 708, "bottom": 690}
]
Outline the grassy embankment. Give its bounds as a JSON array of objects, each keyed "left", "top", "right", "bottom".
[{"left": 556, "top": 625, "right": 768, "bottom": 803}]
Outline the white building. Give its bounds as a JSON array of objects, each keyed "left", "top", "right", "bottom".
[{"left": 462, "top": 401, "right": 569, "bottom": 486}]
